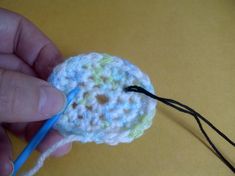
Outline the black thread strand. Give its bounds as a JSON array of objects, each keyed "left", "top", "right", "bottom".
[
  {"left": 124, "top": 86, "right": 235, "bottom": 146},
  {"left": 124, "top": 85, "right": 235, "bottom": 173},
  {"left": 163, "top": 98, "right": 235, "bottom": 146}
]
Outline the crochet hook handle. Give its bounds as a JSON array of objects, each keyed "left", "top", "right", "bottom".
[{"left": 13, "top": 88, "right": 79, "bottom": 175}]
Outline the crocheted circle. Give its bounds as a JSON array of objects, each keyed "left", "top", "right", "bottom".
[{"left": 48, "top": 52, "right": 157, "bottom": 145}]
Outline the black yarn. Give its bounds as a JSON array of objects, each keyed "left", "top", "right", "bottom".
[{"left": 124, "top": 85, "right": 235, "bottom": 173}]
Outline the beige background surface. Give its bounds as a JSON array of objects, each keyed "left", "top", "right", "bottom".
[{"left": 0, "top": 0, "right": 234, "bottom": 176}]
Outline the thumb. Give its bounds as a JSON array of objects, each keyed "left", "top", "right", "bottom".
[{"left": 0, "top": 69, "right": 65, "bottom": 123}]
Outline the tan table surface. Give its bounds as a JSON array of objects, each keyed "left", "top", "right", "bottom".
[{"left": 0, "top": 1, "right": 234, "bottom": 176}]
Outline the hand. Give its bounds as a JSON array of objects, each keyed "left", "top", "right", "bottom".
[{"left": 0, "top": 8, "right": 71, "bottom": 176}]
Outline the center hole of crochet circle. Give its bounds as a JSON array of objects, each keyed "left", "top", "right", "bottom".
[{"left": 96, "top": 94, "right": 109, "bottom": 105}]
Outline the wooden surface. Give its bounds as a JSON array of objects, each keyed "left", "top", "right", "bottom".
[{"left": 0, "top": 0, "right": 234, "bottom": 175}]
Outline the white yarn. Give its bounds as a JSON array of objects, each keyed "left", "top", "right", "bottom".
[
  {"left": 21, "top": 135, "right": 79, "bottom": 176},
  {"left": 22, "top": 52, "right": 157, "bottom": 175}
]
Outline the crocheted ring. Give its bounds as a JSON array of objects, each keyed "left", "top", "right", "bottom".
[{"left": 48, "top": 52, "right": 157, "bottom": 145}]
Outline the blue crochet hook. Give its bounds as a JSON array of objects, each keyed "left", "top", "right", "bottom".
[{"left": 13, "top": 88, "right": 79, "bottom": 175}]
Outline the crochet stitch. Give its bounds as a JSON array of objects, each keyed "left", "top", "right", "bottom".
[{"left": 22, "top": 52, "right": 157, "bottom": 175}]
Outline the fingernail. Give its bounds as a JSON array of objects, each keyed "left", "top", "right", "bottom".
[
  {"left": 39, "top": 86, "right": 66, "bottom": 116},
  {"left": 52, "top": 143, "right": 73, "bottom": 158},
  {"left": 8, "top": 161, "right": 14, "bottom": 176},
  {"left": 0, "top": 160, "right": 14, "bottom": 176}
]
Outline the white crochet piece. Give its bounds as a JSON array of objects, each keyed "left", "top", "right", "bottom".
[
  {"left": 49, "top": 52, "right": 157, "bottom": 144},
  {"left": 22, "top": 52, "right": 157, "bottom": 176}
]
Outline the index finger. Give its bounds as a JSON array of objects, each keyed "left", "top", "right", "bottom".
[{"left": 0, "top": 8, "right": 63, "bottom": 79}]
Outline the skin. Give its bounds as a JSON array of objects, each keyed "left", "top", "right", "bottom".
[{"left": 0, "top": 8, "right": 72, "bottom": 175}]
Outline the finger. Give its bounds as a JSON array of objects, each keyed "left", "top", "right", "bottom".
[
  {"left": 0, "top": 53, "right": 36, "bottom": 76},
  {"left": 0, "top": 8, "right": 63, "bottom": 79},
  {"left": 0, "top": 126, "right": 14, "bottom": 176},
  {"left": 4, "top": 122, "right": 72, "bottom": 157},
  {"left": 25, "top": 122, "right": 72, "bottom": 157},
  {"left": 0, "top": 69, "right": 65, "bottom": 122},
  {"left": 3, "top": 122, "right": 28, "bottom": 138}
]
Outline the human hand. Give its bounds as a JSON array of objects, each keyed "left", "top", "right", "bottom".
[{"left": 0, "top": 8, "right": 72, "bottom": 176}]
